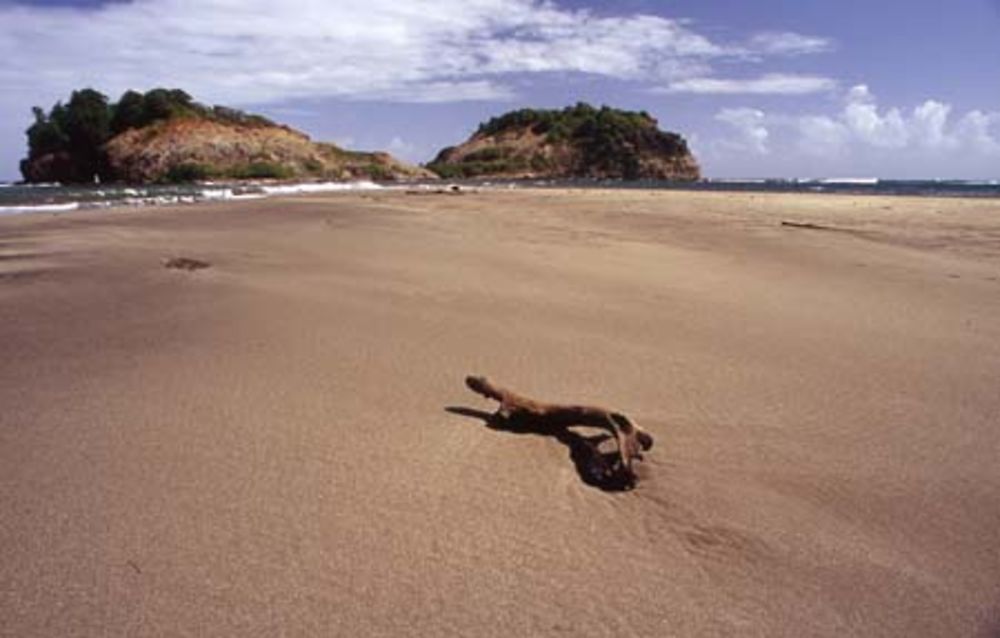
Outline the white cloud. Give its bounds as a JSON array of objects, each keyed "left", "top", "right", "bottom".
[
  {"left": 355, "top": 81, "right": 516, "bottom": 104},
  {"left": 0, "top": 0, "right": 842, "bottom": 179},
  {"left": 662, "top": 73, "right": 836, "bottom": 95},
  {"left": 387, "top": 136, "right": 412, "bottom": 153},
  {"left": 796, "top": 115, "right": 849, "bottom": 156},
  {"left": 842, "top": 84, "right": 909, "bottom": 148},
  {"left": 385, "top": 135, "right": 427, "bottom": 162},
  {"left": 716, "top": 107, "right": 769, "bottom": 154},
  {"left": 955, "top": 111, "right": 1000, "bottom": 155},
  {"left": 477, "top": 13, "right": 724, "bottom": 79},
  {"left": 0, "top": 0, "right": 758, "bottom": 109},
  {"left": 746, "top": 32, "right": 834, "bottom": 56},
  {"left": 846, "top": 84, "right": 874, "bottom": 103},
  {"left": 332, "top": 135, "right": 356, "bottom": 149},
  {"left": 911, "top": 100, "right": 956, "bottom": 150},
  {"left": 838, "top": 85, "right": 995, "bottom": 153},
  {"left": 709, "top": 85, "right": 1000, "bottom": 176}
]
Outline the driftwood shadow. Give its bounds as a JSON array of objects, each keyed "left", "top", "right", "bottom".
[{"left": 445, "top": 406, "right": 637, "bottom": 492}]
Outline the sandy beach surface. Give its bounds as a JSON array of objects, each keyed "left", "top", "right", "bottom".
[{"left": 1, "top": 188, "right": 999, "bottom": 637}]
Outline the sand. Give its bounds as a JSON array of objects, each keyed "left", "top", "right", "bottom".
[{"left": 1, "top": 188, "right": 998, "bottom": 637}]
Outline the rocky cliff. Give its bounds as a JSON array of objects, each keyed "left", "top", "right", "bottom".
[
  {"left": 102, "top": 118, "right": 433, "bottom": 183},
  {"left": 20, "top": 88, "right": 434, "bottom": 184},
  {"left": 427, "top": 103, "right": 700, "bottom": 181}
]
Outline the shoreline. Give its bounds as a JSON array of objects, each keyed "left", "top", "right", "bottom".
[
  {"left": 0, "top": 179, "right": 389, "bottom": 217},
  {"left": 3, "top": 176, "right": 1000, "bottom": 218}
]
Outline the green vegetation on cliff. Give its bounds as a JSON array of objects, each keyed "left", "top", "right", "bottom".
[
  {"left": 22, "top": 88, "right": 276, "bottom": 183},
  {"left": 428, "top": 103, "right": 699, "bottom": 181},
  {"left": 20, "top": 88, "right": 432, "bottom": 184},
  {"left": 475, "top": 103, "right": 654, "bottom": 141}
]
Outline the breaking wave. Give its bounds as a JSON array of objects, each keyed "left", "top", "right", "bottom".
[{"left": 0, "top": 180, "right": 385, "bottom": 216}]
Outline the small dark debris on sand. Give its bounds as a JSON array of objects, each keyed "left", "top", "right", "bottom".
[
  {"left": 163, "top": 257, "right": 211, "bottom": 271},
  {"left": 782, "top": 220, "right": 874, "bottom": 241},
  {"left": 405, "top": 184, "right": 465, "bottom": 196},
  {"left": 781, "top": 220, "right": 830, "bottom": 230}
]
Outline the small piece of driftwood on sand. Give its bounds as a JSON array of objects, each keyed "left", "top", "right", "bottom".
[
  {"left": 464, "top": 375, "right": 654, "bottom": 488},
  {"left": 163, "top": 257, "right": 211, "bottom": 271},
  {"left": 780, "top": 220, "right": 829, "bottom": 230}
]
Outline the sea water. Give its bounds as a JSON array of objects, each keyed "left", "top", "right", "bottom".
[
  {"left": 0, "top": 180, "right": 383, "bottom": 216},
  {"left": 1, "top": 178, "right": 999, "bottom": 217},
  {"left": 531, "top": 177, "right": 1000, "bottom": 198}
]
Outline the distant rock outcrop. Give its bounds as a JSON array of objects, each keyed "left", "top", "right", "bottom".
[
  {"left": 427, "top": 103, "right": 700, "bottom": 181},
  {"left": 102, "top": 118, "right": 433, "bottom": 184},
  {"left": 20, "top": 88, "right": 434, "bottom": 184}
]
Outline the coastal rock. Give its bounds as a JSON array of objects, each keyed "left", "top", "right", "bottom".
[
  {"left": 19, "top": 87, "right": 435, "bottom": 184},
  {"left": 102, "top": 118, "right": 435, "bottom": 184},
  {"left": 19, "top": 151, "right": 77, "bottom": 183},
  {"left": 427, "top": 103, "right": 700, "bottom": 181}
]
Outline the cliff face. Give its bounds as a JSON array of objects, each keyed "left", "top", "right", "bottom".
[
  {"left": 100, "top": 118, "right": 434, "bottom": 183},
  {"left": 427, "top": 104, "right": 700, "bottom": 181}
]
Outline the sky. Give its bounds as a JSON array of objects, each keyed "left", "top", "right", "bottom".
[{"left": 1, "top": 0, "right": 998, "bottom": 181}]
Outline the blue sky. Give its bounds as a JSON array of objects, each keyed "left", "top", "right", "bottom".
[{"left": 1, "top": 0, "right": 998, "bottom": 180}]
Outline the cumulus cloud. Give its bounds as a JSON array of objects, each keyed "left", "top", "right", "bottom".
[
  {"left": 796, "top": 115, "right": 849, "bottom": 156},
  {"left": 662, "top": 73, "right": 835, "bottom": 95},
  {"left": 0, "top": 0, "right": 762, "bottom": 108},
  {"left": 955, "top": 111, "right": 1000, "bottom": 155},
  {"left": 713, "top": 85, "right": 1000, "bottom": 167},
  {"left": 837, "top": 85, "right": 999, "bottom": 154},
  {"left": 384, "top": 135, "right": 425, "bottom": 162},
  {"left": 842, "top": 84, "right": 909, "bottom": 148},
  {"left": 910, "top": 100, "right": 956, "bottom": 150},
  {"left": 715, "top": 107, "right": 769, "bottom": 154}
]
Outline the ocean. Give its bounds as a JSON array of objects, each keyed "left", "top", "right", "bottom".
[
  {"left": 0, "top": 180, "right": 384, "bottom": 216},
  {"left": 531, "top": 177, "right": 1000, "bottom": 198},
  {"left": 1, "top": 178, "right": 999, "bottom": 216}
]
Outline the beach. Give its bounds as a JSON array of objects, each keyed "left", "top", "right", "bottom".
[{"left": 1, "top": 188, "right": 998, "bottom": 636}]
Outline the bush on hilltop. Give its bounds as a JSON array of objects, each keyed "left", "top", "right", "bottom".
[
  {"left": 429, "top": 102, "right": 698, "bottom": 181},
  {"left": 21, "top": 87, "right": 279, "bottom": 182}
]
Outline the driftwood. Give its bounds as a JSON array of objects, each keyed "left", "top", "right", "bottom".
[
  {"left": 781, "top": 220, "right": 856, "bottom": 233},
  {"left": 163, "top": 257, "right": 210, "bottom": 271},
  {"left": 780, "top": 220, "right": 829, "bottom": 230},
  {"left": 465, "top": 376, "right": 653, "bottom": 487}
]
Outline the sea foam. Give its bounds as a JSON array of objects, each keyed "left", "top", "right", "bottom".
[
  {"left": 0, "top": 202, "right": 80, "bottom": 215},
  {"left": 0, "top": 180, "right": 384, "bottom": 217}
]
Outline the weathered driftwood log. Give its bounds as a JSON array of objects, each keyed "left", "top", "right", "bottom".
[
  {"left": 163, "top": 256, "right": 211, "bottom": 271},
  {"left": 465, "top": 376, "right": 654, "bottom": 485}
]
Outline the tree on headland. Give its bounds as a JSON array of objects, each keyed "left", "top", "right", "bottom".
[
  {"left": 65, "top": 90, "right": 111, "bottom": 149},
  {"left": 22, "top": 88, "right": 113, "bottom": 182},
  {"left": 64, "top": 89, "right": 112, "bottom": 180},
  {"left": 141, "top": 88, "right": 194, "bottom": 122},
  {"left": 21, "top": 87, "right": 279, "bottom": 183},
  {"left": 110, "top": 90, "right": 145, "bottom": 135},
  {"left": 26, "top": 105, "right": 68, "bottom": 157}
]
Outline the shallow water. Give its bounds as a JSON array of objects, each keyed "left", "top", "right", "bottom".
[
  {"left": 0, "top": 180, "right": 383, "bottom": 215},
  {"left": 2, "top": 177, "right": 999, "bottom": 217},
  {"left": 524, "top": 177, "right": 1000, "bottom": 198}
]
